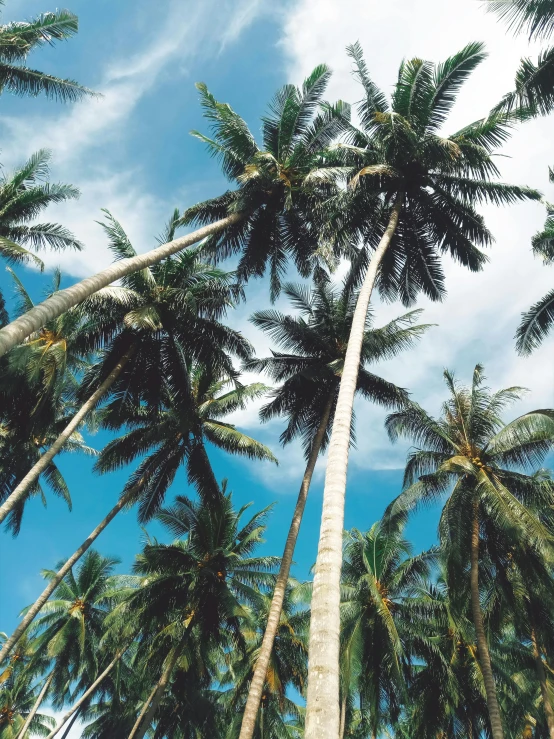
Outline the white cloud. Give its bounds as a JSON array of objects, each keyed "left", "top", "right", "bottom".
[
  {"left": 277, "top": 0, "right": 554, "bottom": 474},
  {"left": 41, "top": 707, "right": 83, "bottom": 739}
]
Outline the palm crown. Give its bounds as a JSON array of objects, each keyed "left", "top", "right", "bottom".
[
  {"left": 246, "top": 280, "right": 430, "bottom": 455},
  {"left": 181, "top": 65, "right": 349, "bottom": 300},
  {"left": 0, "top": 150, "right": 82, "bottom": 271},
  {"left": 0, "top": 4, "right": 95, "bottom": 101},
  {"left": 336, "top": 41, "right": 541, "bottom": 305}
]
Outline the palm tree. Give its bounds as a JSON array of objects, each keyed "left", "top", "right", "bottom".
[
  {"left": 124, "top": 487, "right": 279, "bottom": 739},
  {"left": 0, "top": 363, "right": 274, "bottom": 665},
  {"left": 340, "top": 518, "right": 434, "bottom": 739},
  {"left": 0, "top": 269, "right": 96, "bottom": 531},
  {"left": 516, "top": 166, "right": 554, "bottom": 353},
  {"left": 0, "top": 208, "right": 246, "bottom": 525},
  {"left": 486, "top": 0, "right": 554, "bottom": 114},
  {"left": 0, "top": 66, "right": 347, "bottom": 356},
  {"left": 0, "top": 671, "right": 55, "bottom": 738},
  {"left": 304, "top": 42, "right": 541, "bottom": 739},
  {"left": 0, "top": 3, "right": 95, "bottom": 101},
  {"left": 225, "top": 582, "right": 308, "bottom": 739},
  {"left": 384, "top": 365, "right": 554, "bottom": 739},
  {"left": 237, "top": 280, "right": 429, "bottom": 739},
  {"left": 0, "top": 150, "right": 82, "bottom": 272}
]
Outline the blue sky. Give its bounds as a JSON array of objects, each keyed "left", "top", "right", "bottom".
[{"left": 1, "top": 4, "right": 553, "bottom": 724}]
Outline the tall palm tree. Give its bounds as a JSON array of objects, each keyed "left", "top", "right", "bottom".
[
  {"left": 125, "top": 487, "right": 279, "bottom": 739},
  {"left": 304, "top": 42, "right": 541, "bottom": 739},
  {"left": 0, "top": 3, "right": 95, "bottom": 101},
  {"left": 0, "top": 208, "right": 246, "bottom": 525},
  {"left": 486, "top": 0, "right": 554, "bottom": 114},
  {"left": 516, "top": 166, "right": 554, "bottom": 353},
  {"left": 0, "top": 364, "right": 274, "bottom": 665},
  {"left": 0, "top": 66, "right": 347, "bottom": 356},
  {"left": 0, "top": 150, "right": 81, "bottom": 271},
  {"left": 384, "top": 365, "right": 554, "bottom": 739},
  {"left": 237, "top": 280, "right": 429, "bottom": 739},
  {"left": 340, "top": 519, "right": 434, "bottom": 739}
]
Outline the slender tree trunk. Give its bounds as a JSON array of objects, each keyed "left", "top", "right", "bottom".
[
  {"left": 128, "top": 635, "right": 187, "bottom": 739},
  {"left": 304, "top": 196, "right": 403, "bottom": 739},
  {"left": 0, "top": 487, "right": 138, "bottom": 664},
  {"left": 0, "top": 345, "right": 136, "bottom": 525},
  {"left": 338, "top": 697, "right": 346, "bottom": 739},
  {"left": 128, "top": 683, "right": 159, "bottom": 739},
  {"left": 60, "top": 710, "right": 81, "bottom": 739},
  {"left": 14, "top": 670, "right": 54, "bottom": 739},
  {"left": 45, "top": 652, "right": 123, "bottom": 739},
  {"left": 0, "top": 212, "right": 244, "bottom": 357},
  {"left": 470, "top": 501, "right": 504, "bottom": 739},
  {"left": 531, "top": 627, "right": 554, "bottom": 739},
  {"left": 238, "top": 394, "right": 334, "bottom": 739}
]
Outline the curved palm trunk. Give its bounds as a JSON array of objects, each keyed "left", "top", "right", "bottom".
[
  {"left": 45, "top": 651, "right": 124, "bottom": 739},
  {"left": 60, "top": 710, "right": 81, "bottom": 739},
  {"left": 531, "top": 627, "right": 554, "bottom": 739},
  {"left": 304, "top": 197, "right": 403, "bottom": 739},
  {"left": 0, "top": 212, "right": 244, "bottom": 357},
  {"left": 128, "top": 635, "right": 187, "bottom": 739},
  {"left": 470, "top": 502, "right": 504, "bottom": 739},
  {"left": 0, "top": 486, "right": 138, "bottom": 664},
  {"left": 0, "top": 344, "right": 136, "bottom": 526},
  {"left": 238, "top": 394, "right": 334, "bottom": 739},
  {"left": 14, "top": 670, "right": 54, "bottom": 739}
]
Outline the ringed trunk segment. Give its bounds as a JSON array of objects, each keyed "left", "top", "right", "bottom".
[
  {"left": 45, "top": 652, "right": 124, "bottom": 739},
  {"left": 237, "top": 393, "right": 335, "bottom": 739},
  {"left": 304, "top": 196, "right": 403, "bottom": 739},
  {"left": 0, "top": 212, "right": 245, "bottom": 358},
  {"left": 0, "top": 344, "right": 137, "bottom": 526},
  {"left": 531, "top": 627, "right": 554, "bottom": 739},
  {"left": 470, "top": 501, "right": 505, "bottom": 739},
  {"left": 0, "top": 486, "right": 139, "bottom": 664}
]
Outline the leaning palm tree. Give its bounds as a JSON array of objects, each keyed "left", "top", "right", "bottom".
[
  {"left": 0, "top": 209, "right": 246, "bottom": 526},
  {"left": 304, "top": 43, "right": 541, "bottom": 739},
  {"left": 0, "top": 671, "right": 55, "bottom": 739},
  {"left": 0, "top": 3, "right": 95, "bottom": 101},
  {"left": 237, "top": 280, "right": 429, "bottom": 739},
  {"left": 486, "top": 0, "right": 554, "bottom": 114},
  {"left": 0, "top": 363, "right": 275, "bottom": 665},
  {"left": 384, "top": 365, "right": 554, "bottom": 739},
  {"left": 0, "top": 150, "right": 82, "bottom": 271},
  {"left": 124, "top": 487, "right": 279, "bottom": 739},
  {"left": 340, "top": 519, "right": 434, "bottom": 739},
  {"left": 0, "top": 66, "right": 347, "bottom": 356},
  {"left": 516, "top": 166, "right": 554, "bottom": 353}
]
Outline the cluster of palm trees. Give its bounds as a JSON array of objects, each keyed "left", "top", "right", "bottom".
[{"left": 1, "top": 0, "right": 553, "bottom": 737}]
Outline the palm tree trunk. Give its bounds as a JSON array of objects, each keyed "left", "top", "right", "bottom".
[
  {"left": 128, "top": 683, "right": 159, "bottom": 739},
  {"left": 0, "top": 344, "right": 136, "bottom": 526},
  {"left": 238, "top": 394, "right": 334, "bottom": 739},
  {"left": 338, "top": 697, "right": 346, "bottom": 739},
  {"left": 0, "top": 486, "right": 138, "bottom": 664},
  {"left": 304, "top": 196, "right": 403, "bottom": 739},
  {"left": 0, "top": 211, "right": 244, "bottom": 357},
  {"left": 14, "top": 670, "right": 54, "bottom": 739},
  {"left": 470, "top": 501, "right": 504, "bottom": 739},
  {"left": 531, "top": 627, "right": 554, "bottom": 739},
  {"left": 60, "top": 710, "right": 81, "bottom": 739},
  {"left": 128, "top": 635, "right": 187, "bottom": 739},
  {"left": 45, "top": 651, "right": 124, "bottom": 739}
]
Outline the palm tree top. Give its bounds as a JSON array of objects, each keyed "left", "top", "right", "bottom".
[
  {"left": 181, "top": 65, "right": 350, "bottom": 299},
  {"left": 0, "top": 3, "right": 97, "bottom": 101},
  {"left": 333, "top": 41, "right": 542, "bottom": 306},
  {"left": 484, "top": 0, "right": 554, "bottom": 39}
]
